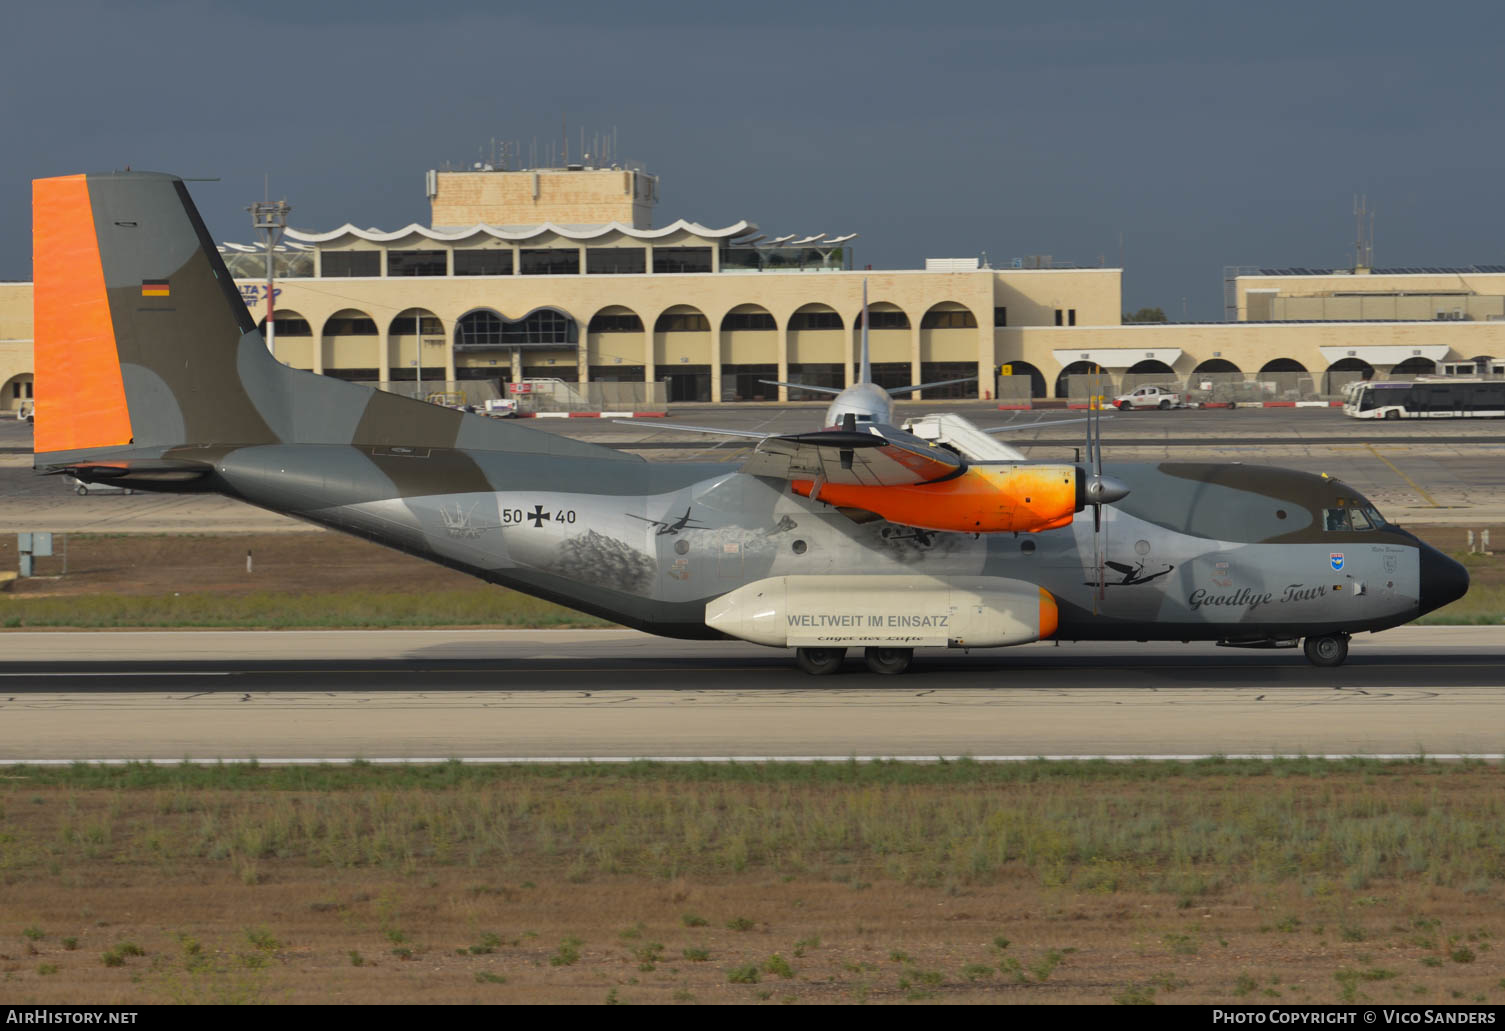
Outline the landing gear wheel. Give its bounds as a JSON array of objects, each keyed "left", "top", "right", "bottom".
[
  {"left": 1303, "top": 633, "right": 1349, "bottom": 667},
  {"left": 864, "top": 646, "right": 914, "bottom": 675},
  {"left": 795, "top": 647, "right": 846, "bottom": 675}
]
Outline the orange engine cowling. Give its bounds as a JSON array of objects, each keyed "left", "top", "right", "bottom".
[{"left": 792, "top": 464, "right": 1078, "bottom": 534}]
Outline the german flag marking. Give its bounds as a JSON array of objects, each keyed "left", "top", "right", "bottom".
[{"left": 141, "top": 278, "right": 170, "bottom": 297}]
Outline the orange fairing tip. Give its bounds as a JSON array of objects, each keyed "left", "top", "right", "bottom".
[{"left": 1038, "top": 587, "right": 1059, "bottom": 640}]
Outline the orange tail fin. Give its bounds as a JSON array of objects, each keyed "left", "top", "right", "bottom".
[{"left": 32, "top": 174, "right": 133, "bottom": 454}]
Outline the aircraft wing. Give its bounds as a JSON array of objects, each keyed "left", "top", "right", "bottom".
[
  {"left": 886, "top": 376, "right": 976, "bottom": 396},
  {"left": 609, "top": 420, "right": 771, "bottom": 439},
  {"left": 758, "top": 380, "right": 844, "bottom": 396},
  {"left": 742, "top": 425, "right": 962, "bottom": 487}
]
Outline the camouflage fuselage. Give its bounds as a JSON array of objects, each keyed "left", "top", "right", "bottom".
[{"left": 143, "top": 442, "right": 1434, "bottom": 643}]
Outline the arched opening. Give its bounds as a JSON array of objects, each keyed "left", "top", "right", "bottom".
[
  {"left": 3, "top": 373, "right": 33, "bottom": 414},
  {"left": 459, "top": 307, "right": 580, "bottom": 386},
  {"left": 319, "top": 308, "right": 379, "bottom": 379},
  {"left": 917, "top": 302, "right": 979, "bottom": 399},
  {"left": 386, "top": 308, "right": 447, "bottom": 389},
  {"left": 1324, "top": 357, "right": 1374, "bottom": 397},
  {"left": 1056, "top": 360, "right": 1108, "bottom": 400},
  {"left": 1391, "top": 356, "right": 1437, "bottom": 379},
  {"left": 586, "top": 305, "right": 646, "bottom": 385},
  {"left": 1259, "top": 358, "right": 1307, "bottom": 374},
  {"left": 720, "top": 304, "right": 777, "bottom": 401},
  {"left": 255, "top": 312, "right": 313, "bottom": 336},
  {"left": 787, "top": 303, "right": 844, "bottom": 395},
  {"left": 1119, "top": 359, "right": 1177, "bottom": 398},
  {"left": 256, "top": 309, "right": 313, "bottom": 368},
  {"left": 1189, "top": 358, "right": 1245, "bottom": 404},
  {"left": 855, "top": 302, "right": 912, "bottom": 391},
  {"left": 653, "top": 305, "right": 711, "bottom": 402},
  {"left": 997, "top": 360, "right": 1044, "bottom": 402},
  {"left": 1258, "top": 358, "right": 1313, "bottom": 401}
]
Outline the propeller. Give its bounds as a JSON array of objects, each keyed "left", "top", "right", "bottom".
[
  {"left": 1081, "top": 371, "right": 1130, "bottom": 607},
  {"left": 841, "top": 413, "right": 857, "bottom": 470}
]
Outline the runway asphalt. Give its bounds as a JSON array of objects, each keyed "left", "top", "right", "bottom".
[{"left": 2, "top": 628, "right": 1502, "bottom": 762}]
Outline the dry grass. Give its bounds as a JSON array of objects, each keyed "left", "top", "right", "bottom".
[{"left": 1, "top": 762, "right": 1503, "bottom": 1004}]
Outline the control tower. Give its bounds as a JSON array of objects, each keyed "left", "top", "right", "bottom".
[{"left": 427, "top": 165, "right": 659, "bottom": 230}]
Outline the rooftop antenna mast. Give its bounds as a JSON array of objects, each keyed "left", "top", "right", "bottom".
[
  {"left": 248, "top": 177, "right": 291, "bottom": 359},
  {"left": 1354, "top": 194, "right": 1374, "bottom": 271}
]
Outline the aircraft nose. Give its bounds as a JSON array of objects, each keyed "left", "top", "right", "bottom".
[{"left": 1417, "top": 542, "right": 1469, "bottom": 616}]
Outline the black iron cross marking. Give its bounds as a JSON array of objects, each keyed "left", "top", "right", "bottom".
[{"left": 526, "top": 505, "right": 551, "bottom": 528}]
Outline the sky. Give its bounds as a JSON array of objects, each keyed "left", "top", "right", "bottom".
[{"left": 4, "top": 0, "right": 1504, "bottom": 319}]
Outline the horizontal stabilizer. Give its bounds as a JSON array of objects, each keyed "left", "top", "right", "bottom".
[
  {"left": 887, "top": 376, "right": 976, "bottom": 397},
  {"left": 758, "top": 380, "right": 843, "bottom": 396},
  {"left": 610, "top": 419, "right": 770, "bottom": 439},
  {"left": 42, "top": 456, "right": 214, "bottom": 488}
]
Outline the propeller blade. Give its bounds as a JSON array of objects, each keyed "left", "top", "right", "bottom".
[{"left": 840, "top": 449, "right": 854, "bottom": 471}]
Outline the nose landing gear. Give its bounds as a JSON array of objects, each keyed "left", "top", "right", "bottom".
[{"left": 1303, "top": 633, "right": 1350, "bottom": 667}]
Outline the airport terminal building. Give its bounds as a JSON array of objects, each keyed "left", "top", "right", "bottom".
[{"left": 5, "top": 161, "right": 1505, "bottom": 413}]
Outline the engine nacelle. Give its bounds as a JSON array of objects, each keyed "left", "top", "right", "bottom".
[
  {"left": 790, "top": 463, "right": 1077, "bottom": 534},
  {"left": 706, "top": 575, "right": 1058, "bottom": 649}
]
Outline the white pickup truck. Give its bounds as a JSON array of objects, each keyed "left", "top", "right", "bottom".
[{"left": 1114, "top": 384, "right": 1183, "bottom": 410}]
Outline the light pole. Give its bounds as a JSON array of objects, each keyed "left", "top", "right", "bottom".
[{"left": 248, "top": 198, "right": 291, "bottom": 356}]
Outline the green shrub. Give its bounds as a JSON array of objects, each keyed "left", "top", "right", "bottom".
[{"left": 728, "top": 964, "right": 760, "bottom": 984}]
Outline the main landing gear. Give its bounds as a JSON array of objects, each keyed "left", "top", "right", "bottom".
[
  {"left": 792, "top": 646, "right": 916, "bottom": 675},
  {"left": 1303, "top": 633, "right": 1350, "bottom": 667},
  {"left": 794, "top": 647, "right": 846, "bottom": 675},
  {"left": 863, "top": 647, "right": 914, "bottom": 675}
]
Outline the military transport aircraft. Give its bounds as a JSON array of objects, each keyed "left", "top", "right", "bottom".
[{"left": 33, "top": 171, "right": 1468, "bottom": 674}]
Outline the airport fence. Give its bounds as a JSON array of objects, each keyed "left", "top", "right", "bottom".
[
  {"left": 1059, "top": 371, "right": 1346, "bottom": 405},
  {"left": 362, "top": 379, "right": 666, "bottom": 412},
  {"left": 514, "top": 380, "right": 667, "bottom": 413}
]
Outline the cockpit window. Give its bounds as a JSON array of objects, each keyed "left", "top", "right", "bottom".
[
  {"left": 1325, "top": 499, "right": 1385, "bottom": 531},
  {"left": 857, "top": 414, "right": 872, "bottom": 422}
]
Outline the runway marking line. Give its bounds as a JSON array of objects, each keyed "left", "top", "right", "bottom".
[
  {"left": 1, "top": 754, "right": 1501, "bottom": 765},
  {"left": 1365, "top": 443, "right": 1441, "bottom": 507},
  {"left": 0, "top": 672, "right": 230, "bottom": 678}
]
